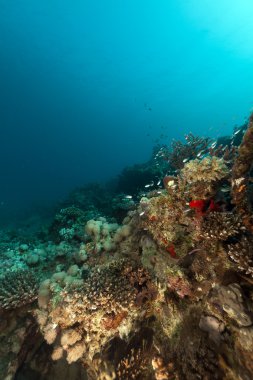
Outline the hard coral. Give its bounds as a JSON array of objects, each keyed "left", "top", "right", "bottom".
[
  {"left": 165, "top": 133, "right": 210, "bottom": 171},
  {"left": 226, "top": 235, "right": 253, "bottom": 277},
  {"left": 180, "top": 156, "right": 229, "bottom": 199},
  {"left": 197, "top": 212, "right": 245, "bottom": 242},
  {"left": 37, "top": 259, "right": 156, "bottom": 362},
  {"left": 0, "top": 269, "right": 38, "bottom": 311}
]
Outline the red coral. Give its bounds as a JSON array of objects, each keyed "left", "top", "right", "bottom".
[
  {"left": 189, "top": 200, "right": 206, "bottom": 215},
  {"left": 189, "top": 199, "right": 220, "bottom": 216},
  {"left": 166, "top": 244, "right": 177, "bottom": 258}
]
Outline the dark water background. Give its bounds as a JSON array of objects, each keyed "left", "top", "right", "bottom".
[{"left": 1, "top": 0, "right": 253, "bottom": 225}]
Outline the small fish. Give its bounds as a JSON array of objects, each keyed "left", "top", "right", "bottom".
[
  {"left": 210, "top": 141, "right": 217, "bottom": 148},
  {"left": 144, "top": 184, "right": 151, "bottom": 188},
  {"left": 157, "top": 179, "right": 161, "bottom": 186},
  {"left": 183, "top": 158, "right": 189, "bottom": 163},
  {"left": 125, "top": 195, "right": 133, "bottom": 199},
  {"left": 168, "top": 180, "right": 175, "bottom": 187},
  {"left": 220, "top": 186, "right": 230, "bottom": 192},
  {"left": 139, "top": 211, "right": 145, "bottom": 216}
]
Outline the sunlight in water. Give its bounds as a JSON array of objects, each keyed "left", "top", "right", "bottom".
[{"left": 180, "top": 0, "right": 253, "bottom": 58}]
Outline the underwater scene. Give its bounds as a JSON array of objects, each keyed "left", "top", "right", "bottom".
[{"left": 1, "top": 1, "right": 253, "bottom": 379}]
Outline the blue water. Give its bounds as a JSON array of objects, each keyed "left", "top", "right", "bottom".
[{"left": 1, "top": 0, "right": 253, "bottom": 223}]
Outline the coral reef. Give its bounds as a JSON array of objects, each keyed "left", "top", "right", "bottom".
[
  {"left": 1, "top": 116, "right": 253, "bottom": 380},
  {"left": 36, "top": 258, "right": 157, "bottom": 364}
]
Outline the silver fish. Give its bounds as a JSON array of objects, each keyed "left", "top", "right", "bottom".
[
  {"left": 220, "top": 187, "right": 230, "bottom": 192},
  {"left": 197, "top": 150, "right": 204, "bottom": 157}
]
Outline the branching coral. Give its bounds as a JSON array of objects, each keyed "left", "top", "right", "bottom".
[
  {"left": 152, "top": 355, "right": 177, "bottom": 380},
  {"left": 0, "top": 269, "right": 38, "bottom": 311},
  {"left": 115, "top": 346, "right": 151, "bottom": 379},
  {"left": 231, "top": 113, "right": 253, "bottom": 232},
  {"left": 197, "top": 212, "right": 245, "bottom": 242},
  {"left": 37, "top": 259, "right": 157, "bottom": 362},
  {"left": 226, "top": 235, "right": 253, "bottom": 277},
  {"left": 163, "top": 134, "right": 210, "bottom": 171},
  {"left": 90, "top": 329, "right": 155, "bottom": 380}
]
